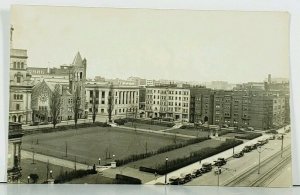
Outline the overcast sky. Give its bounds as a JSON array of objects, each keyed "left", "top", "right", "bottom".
[{"left": 11, "top": 6, "right": 290, "bottom": 83}]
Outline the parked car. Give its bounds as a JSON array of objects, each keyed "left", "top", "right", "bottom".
[
  {"left": 242, "top": 146, "right": 252, "bottom": 153},
  {"left": 169, "top": 176, "right": 182, "bottom": 185},
  {"left": 233, "top": 151, "right": 244, "bottom": 158},
  {"left": 200, "top": 162, "right": 212, "bottom": 173},
  {"left": 214, "top": 158, "right": 227, "bottom": 167},
  {"left": 191, "top": 169, "right": 202, "bottom": 178},
  {"left": 180, "top": 173, "right": 192, "bottom": 183}
]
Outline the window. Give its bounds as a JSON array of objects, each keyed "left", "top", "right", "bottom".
[
  {"left": 17, "top": 77, "right": 21, "bottom": 83},
  {"left": 13, "top": 62, "right": 16, "bottom": 69},
  {"left": 80, "top": 72, "right": 83, "bottom": 80},
  {"left": 101, "top": 100, "right": 105, "bottom": 104},
  {"left": 102, "top": 91, "right": 105, "bottom": 98},
  {"left": 21, "top": 62, "right": 24, "bottom": 69},
  {"left": 17, "top": 62, "right": 20, "bottom": 69},
  {"left": 90, "top": 90, "right": 93, "bottom": 98},
  {"left": 16, "top": 104, "right": 20, "bottom": 110},
  {"left": 101, "top": 109, "right": 104, "bottom": 113}
]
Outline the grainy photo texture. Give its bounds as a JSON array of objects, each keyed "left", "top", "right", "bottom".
[{"left": 7, "top": 5, "right": 292, "bottom": 187}]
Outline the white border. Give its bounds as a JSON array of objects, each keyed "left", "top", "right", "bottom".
[{"left": 1, "top": 0, "right": 299, "bottom": 185}]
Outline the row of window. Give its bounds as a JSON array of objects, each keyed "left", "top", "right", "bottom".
[
  {"left": 12, "top": 61, "right": 25, "bottom": 69},
  {"left": 13, "top": 94, "right": 23, "bottom": 100},
  {"left": 147, "top": 89, "right": 189, "bottom": 95}
]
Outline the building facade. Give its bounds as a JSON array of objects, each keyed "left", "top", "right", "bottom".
[
  {"left": 85, "top": 82, "right": 139, "bottom": 122},
  {"left": 145, "top": 86, "right": 190, "bottom": 121},
  {"left": 9, "top": 48, "right": 33, "bottom": 124}
]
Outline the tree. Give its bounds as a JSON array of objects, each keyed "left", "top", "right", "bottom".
[
  {"left": 73, "top": 84, "right": 81, "bottom": 128},
  {"left": 92, "top": 89, "right": 98, "bottom": 123},
  {"left": 107, "top": 83, "right": 114, "bottom": 123},
  {"left": 29, "top": 173, "right": 39, "bottom": 183},
  {"left": 49, "top": 84, "right": 61, "bottom": 128}
]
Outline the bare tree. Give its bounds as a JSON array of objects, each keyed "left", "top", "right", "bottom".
[
  {"left": 49, "top": 84, "right": 61, "bottom": 128},
  {"left": 92, "top": 89, "right": 99, "bottom": 123},
  {"left": 107, "top": 83, "right": 114, "bottom": 123},
  {"left": 73, "top": 84, "right": 81, "bottom": 128}
]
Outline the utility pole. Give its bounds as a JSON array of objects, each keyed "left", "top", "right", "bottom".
[
  {"left": 65, "top": 142, "right": 68, "bottom": 157},
  {"left": 46, "top": 160, "right": 49, "bottom": 180},
  {"left": 281, "top": 134, "right": 284, "bottom": 158},
  {"left": 145, "top": 142, "right": 148, "bottom": 154},
  {"left": 74, "top": 156, "right": 77, "bottom": 171}
]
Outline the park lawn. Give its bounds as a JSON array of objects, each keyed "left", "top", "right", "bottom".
[
  {"left": 20, "top": 159, "right": 73, "bottom": 184},
  {"left": 168, "top": 129, "right": 210, "bottom": 137},
  {"left": 123, "top": 122, "right": 169, "bottom": 131},
  {"left": 22, "top": 126, "right": 187, "bottom": 166},
  {"left": 125, "top": 139, "right": 222, "bottom": 170}
]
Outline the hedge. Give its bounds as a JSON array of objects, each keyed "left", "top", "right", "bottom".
[
  {"left": 114, "top": 174, "right": 141, "bottom": 184},
  {"left": 124, "top": 118, "right": 175, "bottom": 127},
  {"left": 24, "top": 122, "right": 111, "bottom": 135},
  {"left": 54, "top": 168, "right": 97, "bottom": 183},
  {"left": 234, "top": 132, "right": 262, "bottom": 140},
  {"left": 140, "top": 139, "right": 243, "bottom": 175},
  {"left": 115, "top": 137, "right": 209, "bottom": 166}
]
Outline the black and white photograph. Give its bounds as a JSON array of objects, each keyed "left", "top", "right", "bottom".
[{"left": 7, "top": 5, "right": 292, "bottom": 187}]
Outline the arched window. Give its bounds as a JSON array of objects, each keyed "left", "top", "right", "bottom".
[
  {"left": 18, "top": 115, "right": 22, "bottom": 122},
  {"left": 17, "top": 62, "right": 20, "bottom": 69},
  {"left": 13, "top": 62, "right": 16, "bottom": 69},
  {"left": 21, "top": 62, "right": 24, "bottom": 69},
  {"left": 12, "top": 115, "right": 17, "bottom": 122},
  {"left": 80, "top": 72, "right": 83, "bottom": 80}
]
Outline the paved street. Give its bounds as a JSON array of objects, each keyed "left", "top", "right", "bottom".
[{"left": 146, "top": 125, "right": 290, "bottom": 185}]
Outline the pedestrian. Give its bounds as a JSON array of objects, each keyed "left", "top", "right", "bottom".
[{"left": 154, "top": 172, "right": 157, "bottom": 180}]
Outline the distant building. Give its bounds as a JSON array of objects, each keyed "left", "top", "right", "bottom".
[
  {"left": 145, "top": 85, "right": 190, "bottom": 121},
  {"left": 206, "top": 81, "right": 235, "bottom": 90},
  {"left": 85, "top": 82, "right": 139, "bottom": 121},
  {"left": 9, "top": 45, "right": 33, "bottom": 124}
]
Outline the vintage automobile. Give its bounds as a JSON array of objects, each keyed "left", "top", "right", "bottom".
[
  {"left": 200, "top": 162, "right": 213, "bottom": 173},
  {"left": 214, "top": 158, "right": 227, "bottom": 167},
  {"left": 191, "top": 169, "right": 202, "bottom": 178},
  {"left": 233, "top": 151, "right": 244, "bottom": 158}
]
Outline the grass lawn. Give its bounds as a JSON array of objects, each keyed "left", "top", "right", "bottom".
[
  {"left": 22, "top": 126, "right": 187, "bottom": 166},
  {"left": 168, "top": 129, "right": 210, "bottom": 137},
  {"left": 123, "top": 122, "right": 169, "bottom": 131},
  {"left": 126, "top": 139, "right": 222, "bottom": 170},
  {"left": 20, "top": 159, "right": 73, "bottom": 184}
]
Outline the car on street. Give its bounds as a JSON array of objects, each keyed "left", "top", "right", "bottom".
[
  {"left": 214, "top": 158, "right": 227, "bottom": 166},
  {"left": 269, "top": 135, "right": 276, "bottom": 140},
  {"left": 200, "top": 162, "right": 212, "bottom": 173},
  {"left": 233, "top": 151, "right": 244, "bottom": 158},
  {"left": 242, "top": 146, "right": 252, "bottom": 153},
  {"left": 247, "top": 127, "right": 255, "bottom": 131},
  {"left": 169, "top": 176, "right": 182, "bottom": 185},
  {"left": 180, "top": 173, "right": 192, "bottom": 183},
  {"left": 191, "top": 169, "right": 202, "bottom": 178}
]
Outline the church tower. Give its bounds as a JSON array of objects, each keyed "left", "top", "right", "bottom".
[{"left": 69, "top": 52, "right": 87, "bottom": 118}]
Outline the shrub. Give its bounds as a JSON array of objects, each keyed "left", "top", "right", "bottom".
[
  {"left": 115, "top": 174, "right": 141, "bottom": 184},
  {"left": 141, "top": 139, "right": 243, "bottom": 175},
  {"left": 29, "top": 173, "right": 39, "bottom": 183},
  {"left": 114, "top": 119, "right": 127, "bottom": 125},
  {"left": 115, "top": 137, "right": 209, "bottom": 166},
  {"left": 54, "top": 169, "right": 97, "bottom": 184}
]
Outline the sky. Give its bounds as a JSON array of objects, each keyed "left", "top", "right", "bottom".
[{"left": 11, "top": 5, "right": 290, "bottom": 83}]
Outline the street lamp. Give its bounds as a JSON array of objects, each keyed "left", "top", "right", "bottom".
[
  {"left": 27, "top": 176, "right": 30, "bottom": 184},
  {"left": 165, "top": 157, "right": 168, "bottom": 184},
  {"left": 112, "top": 154, "right": 115, "bottom": 161},
  {"left": 98, "top": 158, "right": 101, "bottom": 165},
  {"left": 50, "top": 170, "right": 53, "bottom": 179}
]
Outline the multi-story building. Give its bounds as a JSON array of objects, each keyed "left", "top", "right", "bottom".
[
  {"left": 189, "top": 87, "right": 214, "bottom": 125},
  {"left": 85, "top": 82, "right": 139, "bottom": 122},
  {"left": 9, "top": 47, "right": 33, "bottom": 124},
  {"left": 145, "top": 85, "right": 190, "bottom": 121}
]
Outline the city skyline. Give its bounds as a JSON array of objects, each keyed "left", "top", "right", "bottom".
[{"left": 11, "top": 6, "right": 290, "bottom": 83}]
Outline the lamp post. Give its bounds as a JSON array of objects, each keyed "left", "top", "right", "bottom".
[
  {"left": 281, "top": 134, "right": 284, "bottom": 158},
  {"left": 98, "top": 158, "right": 101, "bottom": 165},
  {"left": 257, "top": 146, "right": 262, "bottom": 174},
  {"left": 165, "top": 157, "right": 168, "bottom": 184},
  {"left": 27, "top": 176, "right": 30, "bottom": 184},
  {"left": 112, "top": 154, "right": 115, "bottom": 161},
  {"left": 50, "top": 170, "right": 53, "bottom": 179}
]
